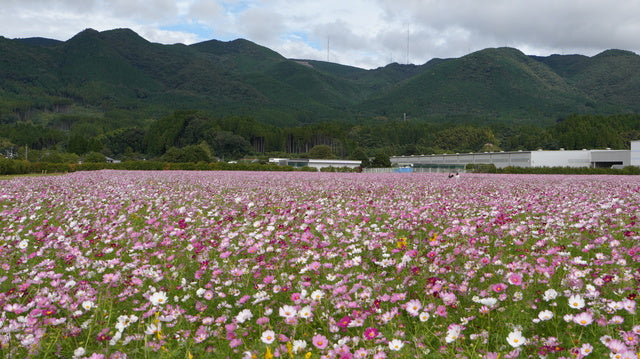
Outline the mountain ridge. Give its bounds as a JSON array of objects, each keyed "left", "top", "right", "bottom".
[{"left": 1, "top": 28, "right": 639, "bottom": 127}]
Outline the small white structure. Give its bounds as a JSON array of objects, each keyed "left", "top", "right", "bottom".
[
  {"left": 631, "top": 141, "right": 640, "bottom": 166},
  {"left": 269, "top": 158, "right": 361, "bottom": 170},
  {"left": 105, "top": 157, "right": 121, "bottom": 164}
]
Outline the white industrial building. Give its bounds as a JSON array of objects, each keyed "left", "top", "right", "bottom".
[
  {"left": 391, "top": 141, "right": 640, "bottom": 171},
  {"left": 631, "top": 140, "right": 640, "bottom": 166}
]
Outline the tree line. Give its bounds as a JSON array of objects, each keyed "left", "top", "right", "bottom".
[{"left": 1, "top": 112, "right": 640, "bottom": 165}]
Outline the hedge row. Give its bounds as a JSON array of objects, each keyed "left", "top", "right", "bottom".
[
  {"left": 4, "top": 157, "right": 639, "bottom": 176},
  {"left": 0, "top": 159, "right": 302, "bottom": 175}
]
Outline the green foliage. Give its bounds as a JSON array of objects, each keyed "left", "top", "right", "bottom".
[
  {"left": 99, "top": 127, "right": 145, "bottom": 157},
  {"left": 350, "top": 147, "right": 371, "bottom": 167},
  {"left": 433, "top": 125, "right": 500, "bottom": 153},
  {"left": 83, "top": 151, "right": 107, "bottom": 162},
  {"left": 161, "top": 144, "right": 212, "bottom": 163},
  {"left": 371, "top": 151, "right": 392, "bottom": 167},
  {"left": 308, "top": 144, "right": 335, "bottom": 159},
  {"left": 466, "top": 163, "right": 498, "bottom": 173},
  {"left": 0, "top": 158, "right": 32, "bottom": 174},
  {"left": 551, "top": 114, "right": 640, "bottom": 149}
]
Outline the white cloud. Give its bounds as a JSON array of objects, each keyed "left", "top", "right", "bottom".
[
  {"left": 1, "top": 0, "right": 639, "bottom": 68},
  {"left": 235, "top": 7, "right": 285, "bottom": 44},
  {"left": 188, "top": 0, "right": 226, "bottom": 22}
]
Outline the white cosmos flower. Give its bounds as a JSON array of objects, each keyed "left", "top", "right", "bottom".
[
  {"left": 478, "top": 297, "right": 498, "bottom": 306},
  {"left": 543, "top": 288, "right": 558, "bottom": 301},
  {"left": 279, "top": 304, "right": 297, "bottom": 318},
  {"left": 73, "top": 347, "right": 85, "bottom": 358},
  {"left": 81, "top": 300, "right": 94, "bottom": 310},
  {"left": 388, "top": 339, "right": 404, "bottom": 351},
  {"left": 310, "top": 290, "right": 325, "bottom": 301},
  {"left": 292, "top": 339, "right": 307, "bottom": 353},
  {"left": 506, "top": 330, "right": 527, "bottom": 347},
  {"left": 419, "top": 311, "right": 430, "bottom": 322},
  {"left": 298, "top": 306, "right": 312, "bottom": 319},
  {"left": 145, "top": 322, "right": 161, "bottom": 336},
  {"left": 149, "top": 291, "right": 168, "bottom": 306},
  {"left": 538, "top": 309, "right": 554, "bottom": 321},
  {"left": 261, "top": 330, "right": 276, "bottom": 344},
  {"left": 568, "top": 294, "right": 585, "bottom": 309},
  {"left": 235, "top": 309, "right": 253, "bottom": 323}
]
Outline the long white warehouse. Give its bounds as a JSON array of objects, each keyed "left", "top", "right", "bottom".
[{"left": 391, "top": 141, "right": 639, "bottom": 169}]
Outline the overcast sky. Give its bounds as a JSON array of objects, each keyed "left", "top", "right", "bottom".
[{"left": 1, "top": 0, "right": 639, "bottom": 69}]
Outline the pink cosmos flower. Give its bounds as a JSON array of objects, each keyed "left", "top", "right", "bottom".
[
  {"left": 354, "top": 348, "right": 369, "bottom": 358},
  {"left": 621, "top": 298, "right": 636, "bottom": 314},
  {"left": 404, "top": 299, "right": 422, "bottom": 316},
  {"left": 605, "top": 339, "right": 628, "bottom": 356},
  {"left": 508, "top": 273, "right": 523, "bottom": 286},
  {"left": 312, "top": 334, "right": 328, "bottom": 349},
  {"left": 609, "top": 315, "right": 624, "bottom": 324},
  {"left": 621, "top": 331, "right": 638, "bottom": 346},
  {"left": 435, "top": 305, "right": 448, "bottom": 317},
  {"left": 573, "top": 311, "right": 593, "bottom": 326}
]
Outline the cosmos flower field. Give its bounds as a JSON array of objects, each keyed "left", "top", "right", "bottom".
[{"left": 1, "top": 170, "right": 639, "bottom": 359}]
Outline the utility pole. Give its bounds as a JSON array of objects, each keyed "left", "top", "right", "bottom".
[{"left": 25, "top": 145, "right": 28, "bottom": 161}]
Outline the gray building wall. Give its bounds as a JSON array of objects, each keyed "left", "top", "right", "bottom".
[
  {"left": 631, "top": 141, "right": 640, "bottom": 166},
  {"left": 392, "top": 146, "right": 636, "bottom": 169},
  {"left": 392, "top": 151, "right": 533, "bottom": 169}
]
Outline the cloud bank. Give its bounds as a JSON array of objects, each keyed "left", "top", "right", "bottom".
[{"left": 1, "top": 0, "right": 638, "bottom": 69}]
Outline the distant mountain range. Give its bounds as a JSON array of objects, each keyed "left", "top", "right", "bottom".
[{"left": 1, "top": 28, "right": 639, "bottom": 127}]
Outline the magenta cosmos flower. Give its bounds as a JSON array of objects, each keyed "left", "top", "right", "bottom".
[
  {"left": 337, "top": 315, "right": 351, "bottom": 328},
  {"left": 363, "top": 327, "right": 379, "bottom": 340},
  {"left": 491, "top": 283, "right": 508, "bottom": 293}
]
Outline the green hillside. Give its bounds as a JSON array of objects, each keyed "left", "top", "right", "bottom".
[
  {"left": 1, "top": 28, "right": 640, "bottom": 129},
  {"left": 360, "top": 48, "right": 596, "bottom": 123}
]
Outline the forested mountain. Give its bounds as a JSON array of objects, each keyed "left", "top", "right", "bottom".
[{"left": 1, "top": 28, "right": 640, "bottom": 161}]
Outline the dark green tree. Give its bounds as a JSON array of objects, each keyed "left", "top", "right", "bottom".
[
  {"left": 371, "top": 151, "right": 391, "bottom": 167},
  {"left": 68, "top": 134, "right": 89, "bottom": 155},
  {"left": 350, "top": 147, "right": 370, "bottom": 167},
  {"left": 212, "top": 131, "right": 253, "bottom": 160},
  {"left": 308, "top": 144, "right": 335, "bottom": 159},
  {"left": 84, "top": 151, "right": 107, "bottom": 162}
]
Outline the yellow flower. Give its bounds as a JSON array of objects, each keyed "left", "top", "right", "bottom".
[
  {"left": 187, "top": 351, "right": 193, "bottom": 359},
  {"left": 396, "top": 237, "right": 407, "bottom": 248},
  {"left": 286, "top": 342, "right": 294, "bottom": 358},
  {"left": 265, "top": 346, "right": 273, "bottom": 359},
  {"left": 304, "top": 352, "right": 312, "bottom": 359}
]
